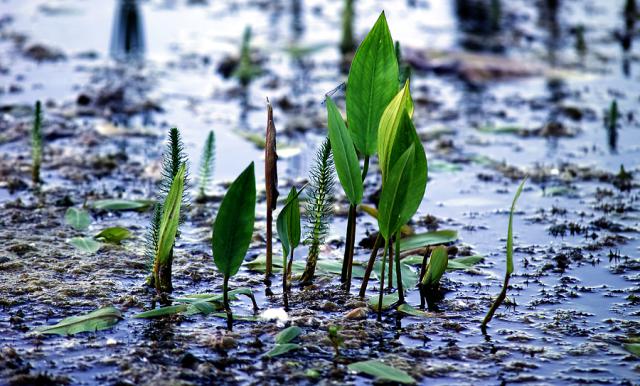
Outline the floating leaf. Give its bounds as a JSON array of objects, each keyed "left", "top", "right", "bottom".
[
  {"left": 368, "top": 292, "right": 399, "bottom": 312},
  {"left": 212, "top": 162, "right": 256, "bottom": 278},
  {"left": 65, "top": 207, "right": 91, "bottom": 231},
  {"left": 397, "top": 303, "right": 437, "bottom": 318},
  {"left": 275, "top": 326, "right": 302, "bottom": 344},
  {"left": 400, "top": 230, "right": 458, "bottom": 252},
  {"left": 348, "top": 360, "right": 415, "bottom": 385},
  {"left": 446, "top": 255, "right": 484, "bottom": 270},
  {"left": 95, "top": 227, "right": 131, "bottom": 244},
  {"left": 35, "top": 307, "right": 121, "bottom": 335},
  {"left": 326, "top": 97, "right": 363, "bottom": 205},
  {"left": 91, "top": 199, "right": 153, "bottom": 211},
  {"left": 422, "top": 246, "right": 448, "bottom": 286},
  {"left": 346, "top": 12, "right": 399, "bottom": 156},
  {"left": 265, "top": 343, "right": 300, "bottom": 358},
  {"left": 132, "top": 305, "right": 188, "bottom": 319},
  {"left": 69, "top": 237, "right": 101, "bottom": 253}
]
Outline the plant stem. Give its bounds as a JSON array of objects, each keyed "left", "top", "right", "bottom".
[
  {"left": 223, "top": 274, "right": 233, "bottom": 329},
  {"left": 341, "top": 205, "right": 355, "bottom": 284},
  {"left": 394, "top": 232, "right": 404, "bottom": 305},
  {"left": 283, "top": 248, "right": 294, "bottom": 311},
  {"left": 418, "top": 248, "right": 429, "bottom": 309},
  {"left": 481, "top": 273, "right": 510, "bottom": 329},
  {"left": 266, "top": 208, "right": 273, "bottom": 285},
  {"left": 377, "top": 240, "right": 389, "bottom": 321},
  {"left": 359, "top": 233, "right": 382, "bottom": 298},
  {"left": 388, "top": 237, "right": 393, "bottom": 292}
]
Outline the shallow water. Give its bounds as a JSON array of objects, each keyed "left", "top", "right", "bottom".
[{"left": 0, "top": 0, "right": 639, "bottom": 385}]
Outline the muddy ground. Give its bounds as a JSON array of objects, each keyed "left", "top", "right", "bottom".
[{"left": 0, "top": 0, "right": 639, "bottom": 385}]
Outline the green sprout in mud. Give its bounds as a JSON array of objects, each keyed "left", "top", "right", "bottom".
[
  {"left": 330, "top": 12, "right": 399, "bottom": 292},
  {"left": 212, "top": 162, "right": 256, "bottom": 328},
  {"left": 300, "top": 138, "right": 335, "bottom": 285},
  {"left": 31, "top": 100, "right": 43, "bottom": 185},
  {"left": 196, "top": 130, "right": 215, "bottom": 201},
  {"left": 481, "top": 177, "right": 526, "bottom": 330},
  {"left": 327, "top": 325, "right": 344, "bottom": 358},
  {"left": 146, "top": 127, "right": 189, "bottom": 293},
  {"left": 277, "top": 186, "right": 303, "bottom": 310}
]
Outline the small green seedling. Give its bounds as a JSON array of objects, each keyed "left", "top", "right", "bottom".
[
  {"left": 301, "top": 138, "right": 335, "bottom": 284},
  {"left": 31, "top": 100, "right": 43, "bottom": 185},
  {"left": 327, "top": 325, "right": 344, "bottom": 358},
  {"left": 212, "top": 162, "right": 256, "bottom": 329},
  {"left": 481, "top": 177, "right": 526, "bottom": 330},
  {"left": 196, "top": 130, "right": 215, "bottom": 201},
  {"left": 277, "top": 186, "right": 303, "bottom": 310}
]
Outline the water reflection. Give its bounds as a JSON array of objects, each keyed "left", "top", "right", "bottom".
[
  {"left": 537, "top": 0, "right": 561, "bottom": 66},
  {"left": 110, "top": 0, "right": 146, "bottom": 62}
]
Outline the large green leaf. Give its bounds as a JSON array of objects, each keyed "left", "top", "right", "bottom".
[
  {"left": 276, "top": 187, "right": 303, "bottom": 259},
  {"left": 378, "top": 81, "right": 414, "bottom": 178},
  {"left": 422, "top": 245, "right": 448, "bottom": 286},
  {"left": 212, "top": 162, "right": 256, "bottom": 277},
  {"left": 348, "top": 360, "right": 416, "bottom": 385},
  {"left": 35, "top": 307, "right": 121, "bottom": 335},
  {"left": 155, "top": 164, "right": 186, "bottom": 267},
  {"left": 378, "top": 144, "right": 415, "bottom": 239},
  {"left": 326, "top": 97, "right": 363, "bottom": 205},
  {"left": 91, "top": 199, "right": 154, "bottom": 211},
  {"left": 346, "top": 12, "right": 399, "bottom": 156},
  {"left": 95, "top": 227, "right": 131, "bottom": 244},
  {"left": 65, "top": 208, "right": 91, "bottom": 231},
  {"left": 507, "top": 178, "right": 527, "bottom": 275},
  {"left": 69, "top": 237, "right": 101, "bottom": 253},
  {"left": 400, "top": 230, "right": 458, "bottom": 251}
]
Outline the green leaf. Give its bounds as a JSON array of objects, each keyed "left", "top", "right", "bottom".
[
  {"left": 446, "top": 255, "right": 484, "bottom": 270},
  {"left": 368, "top": 292, "right": 399, "bottom": 312},
  {"left": 397, "top": 303, "right": 439, "bottom": 318},
  {"left": 378, "top": 144, "right": 415, "bottom": 239},
  {"left": 275, "top": 326, "right": 302, "bottom": 344},
  {"left": 326, "top": 97, "right": 363, "bottom": 205},
  {"left": 276, "top": 186, "right": 303, "bottom": 259},
  {"left": 35, "top": 307, "right": 121, "bottom": 335},
  {"left": 212, "top": 162, "right": 256, "bottom": 278},
  {"left": 65, "top": 208, "right": 91, "bottom": 231},
  {"left": 91, "top": 199, "right": 154, "bottom": 211},
  {"left": 378, "top": 81, "right": 414, "bottom": 178},
  {"left": 507, "top": 178, "right": 527, "bottom": 275},
  {"left": 132, "top": 305, "right": 188, "bottom": 319},
  {"left": 346, "top": 12, "right": 399, "bottom": 156},
  {"left": 265, "top": 343, "right": 300, "bottom": 358},
  {"left": 623, "top": 343, "right": 640, "bottom": 357},
  {"left": 69, "top": 237, "right": 101, "bottom": 253},
  {"left": 95, "top": 227, "right": 131, "bottom": 244},
  {"left": 348, "top": 360, "right": 416, "bottom": 385},
  {"left": 422, "top": 245, "right": 448, "bottom": 286},
  {"left": 400, "top": 230, "right": 458, "bottom": 252},
  {"left": 155, "top": 164, "right": 186, "bottom": 268}
]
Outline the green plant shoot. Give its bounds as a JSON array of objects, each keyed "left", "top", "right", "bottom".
[
  {"left": 197, "top": 130, "right": 215, "bottom": 200},
  {"left": 277, "top": 186, "right": 302, "bottom": 309}
]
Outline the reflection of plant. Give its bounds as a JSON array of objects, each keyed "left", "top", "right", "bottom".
[
  {"left": 31, "top": 100, "right": 43, "bottom": 185},
  {"left": 481, "top": 178, "right": 526, "bottom": 330},
  {"left": 196, "top": 131, "right": 215, "bottom": 201},
  {"left": 211, "top": 163, "right": 256, "bottom": 329},
  {"left": 301, "top": 138, "right": 335, "bottom": 284}
]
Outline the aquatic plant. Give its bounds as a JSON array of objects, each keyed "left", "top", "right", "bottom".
[
  {"left": 418, "top": 246, "right": 448, "bottom": 310},
  {"left": 338, "top": 12, "right": 399, "bottom": 291},
  {"left": 327, "top": 325, "right": 344, "bottom": 358},
  {"left": 348, "top": 360, "right": 415, "bottom": 385},
  {"left": 233, "top": 26, "right": 261, "bottom": 86},
  {"left": 266, "top": 326, "right": 302, "bottom": 358},
  {"left": 35, "top": 307, "right": 122, "bottom": 336},
  {"left": 31, "top": 100, "right": 42, "bottom": 185},
  {"left": 211, "top": 162, "right": 256, "bottom": 328},
  {"left": 395, "top": 41, "right": 411, "bottom": 87},
  {"left": 481, "top": 177, "right": 526, "bottom": 330},
  {"left": 196, "top": 130, "right": 215, "bottom": 201},
  {"left": 300, "top": 138, "right": 335, "bottom": 284},
  {"left": 339, "top": 0, "right": 354, "bottom": 55},
  {"left": 152, "top": 164, "right": 187, "bottom": 294},
  {"left": 264, "top": 100, "right": 279, "bottom": 285},
  {"left": 276, "top": 186, "right": 302, "bottom": 310}
]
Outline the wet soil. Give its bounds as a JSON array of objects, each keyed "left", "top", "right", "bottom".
[{"left": 0, "top": 0, "right": 639, "bottom": 385}]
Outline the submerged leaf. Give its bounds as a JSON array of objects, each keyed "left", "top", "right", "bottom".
[
  {"left": 326, "top": 97, "right": 363, "bottom": 205},
  {"left": 346, "top": 11, "right": 399, "bottom": 156},
  {"left": 69, "top": 237, "right": 101, "bottom": 253},
  {"left": 35, "top": 307, "right": 121, "bottom": 335},
  {"left": 95, "top": 227, "right": 131, "bottom": 244},
  {"left": 212, "top": 162, "right": 256, "bottom": 278},
  {"left": 275, "top": 326, "right": 302, "bottom": 344},
  {"left": 65, "top": 208, "right": 91, "bottom": 231},
  {"left": 348, "top": 360, "right": 415, "bottom": 384}
]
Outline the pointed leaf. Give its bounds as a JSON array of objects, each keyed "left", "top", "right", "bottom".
[
  {"left": 346, "top": 12, "right": 399, "bottom": 156},
  {"left": 422, "top": 245, "right": 448, "bottom": 286},
  {"left": 132, "top": 305, "right": 188, "bottom": 319},
  {"left": 155, "top": 164, "right": 186, "bottom": 267},
  {"left": 507, "top": 178, "right": 527, "bottom": 275},
  {"left": 212, "top": 163, "right": 256, "bottom": 277},
  {"left": 326, "top": 97, "right": 363, "bottom": 205},
  {"left": 348, "top": 360, "right": 416, "bottom": 385},
  {"left": 277, "top": 186, "right": 303, "bottom": 258},
  {"left": 95, "top": 227, "right": 131, "bottom": 244},
  {"left": 378, "top": 144, "right": 414, "bottom": 239},
  {"left": 378, "top": 81, "right": 414, "bottom": 178},
  {"left": 400, "top": 230, "right": 458, "bottom": 251},
  {"left": 35, "top": 307, "right": 121, "bottom": 335},
  {"left": 265, "top": 343, "right": 300, "bottom": 358},
  {"left": 275, "top": 326, "right": 302, "bottom": 344}
]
